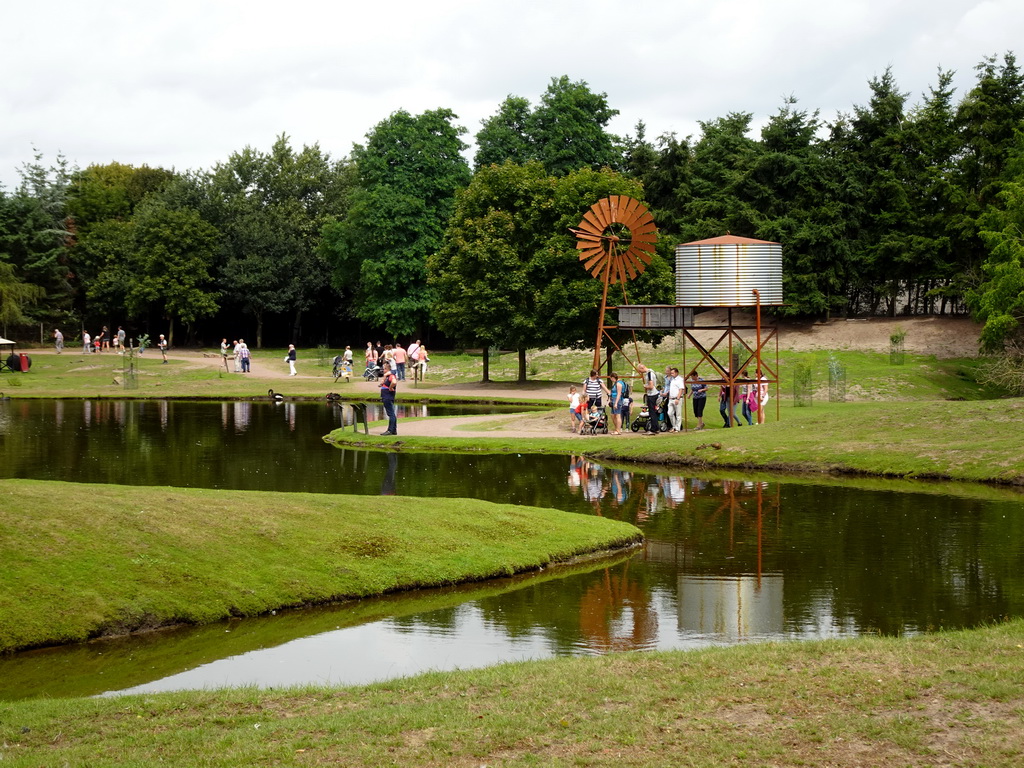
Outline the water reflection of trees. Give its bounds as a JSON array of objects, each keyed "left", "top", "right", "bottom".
[{"left": 3, "top": 401, "right": 1022, "bottom": 646}]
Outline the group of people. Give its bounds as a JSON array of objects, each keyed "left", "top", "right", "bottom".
[
  {"left": 568, "top": 369, "right": 634, "bottom": 434},
  {"left": 54, "top": 326, "right": 171, "bottom": 362},
  {"left": 56, "top": 326, "right": 128, "bottom": 355},
  {"left": 568, "top": 364, "right": 770, "bottom": 434},
  {"left": 220, "top": 338, "right": 253, "bottom": 373},
  {"left": 365, "top": 340, "right": 428, "bottom": 381}
]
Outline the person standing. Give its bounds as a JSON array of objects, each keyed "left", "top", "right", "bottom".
[
  {"left": 158, "top": 334, "right": 168, "bottom": 363},
  {"left": 583, "top": 369, "right": 608, "bottom": 409},
  {"left": 54, "top": 328, "right": 63, "bottom": 354},
  {"left": 82, "top": 330, "right": 91, "bottom": 354},
  {"left": 232, "top": 339, "right": 242, "bottom": 372},
  {"left": 639, "top": 363, "right": 659, "bottom": 434},
  {"left": 740, "top": 368, "right": 754, "bottom": 426},
  {"left": 220, "top": 338, "right": 229, "bottom": 370},
  {"left": 116, "top": 326, "right": 126, "bottom": 352},
  {"left": 239, "top": 339, "right": 251, "bottom": 372},
  {"left": 392, "top": 342, "right": 407, "bottom": 381},
  {"left": 757, "top": 370, "right": 770, "bottom": 425},
  {"left": 407, "top": 339, "right": 420, "bottom": 366},
  {"left": 415, "top": 343, "right": 428, "bottom": 376},
  {"left": 285, "top": 344, "right": 297, "bottom": 376},
  {"left": 379, "top": 361, "right": 398, "bottom": 435},
  {"left": 364, "top": 342, "right": 375, "bottom": 367},
  {"left": 668, "top": 367, "right": 684, "bottom": 431},
  {"left": 566, "top": 384, "right": 583, "bottom": 434},
  {"left": 687, "top": 370, "right": 707, "bottom": 431},
  {"left": 608, "top": 372, "right": 628, "bottom": 435},
  {"left": 719, "top": 372, "right": 732, "bottom": 427}
]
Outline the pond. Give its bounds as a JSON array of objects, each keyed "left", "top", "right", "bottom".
[{"left": 1, "top": 399, "right": 1022, "bottom": 700}]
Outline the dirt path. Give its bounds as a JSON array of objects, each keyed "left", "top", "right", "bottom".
[{"left": 35, "top": 314, "right": 983, "bottom": 440}]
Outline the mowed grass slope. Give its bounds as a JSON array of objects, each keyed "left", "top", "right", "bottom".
[
  {"left": 1, "top": 620, "right": 1021, "bottom": 767},
  {"left": 0, "top": 480, "right": 640, "bottom": 653}
]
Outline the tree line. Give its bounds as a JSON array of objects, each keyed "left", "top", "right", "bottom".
[{"left": 1, "top": 57, "right": 1023, "bottom": 361}]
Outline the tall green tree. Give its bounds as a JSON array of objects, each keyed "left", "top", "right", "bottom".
[
  {"left": 429, "top": 163, "right": 672, "bottom": 381},
  {"left": 0, "top": 152, "right": 75, "bottom": 326},
  {"left": 952, "top": 53, "right": 1024, "bottom": 308},
  {"left": 474, "top": 96, "right": 533, "bottom": 169},
  {"left": 667, "top": 112, "right": 763, "bottom": 244},
  {"left": 322, "top": 109, "right": 470, "bottom": 337},
  {"left": 66, "top": 162, "right": 177, "bottom": 320},
  {"left": 746, "top": 99, "right": 846, "bottom": 317},
  {"left": 126, "top": 193, "right": 220, "bottom": 346},
  {"left": 209, "top": 135, "right": 352, "bottom": 347},
  {"left": 474, "top": 77, "right": 622, "bottom": 176}
]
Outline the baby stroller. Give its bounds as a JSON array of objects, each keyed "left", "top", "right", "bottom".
[
  {"left": 580, "top": 406, "right": 609, "bottom": 435},
  {"left": 362, "top": 361, "right": 382, "bottom": 381},
  {"left": 631, "top": 394, "right": 670, "bottom": 432},
  {"left": 332, "top": 355, "right": 352, "bottom": 383}
]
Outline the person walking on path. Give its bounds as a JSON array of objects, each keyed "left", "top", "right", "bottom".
[
  {"left": 687, "top": 370, "right": 707, "bottom": 431},
  {"left": 286, "top": 344, "right": 297, "bottom": 376},
  {"left": 116, "top": 326, "right": 126, "bottom": 353},
  {"left": 82, "top": 331, "right": 91, "bottom": 354},
  {"left": 158, "top": 334, "right": 168, "bottom": 363},
  {"left": 379, "top": 361, "right": 399, "bottom": 435},
  {"left": 639, "top": 363, "right": 659, "bottom": 434},
  {"left": 53, "top": 329, "right": 63, "bottom": 354}
]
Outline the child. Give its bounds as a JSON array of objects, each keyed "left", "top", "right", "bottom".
[{"left": 567, "top": 385, "right": 582, "bottom": 433}]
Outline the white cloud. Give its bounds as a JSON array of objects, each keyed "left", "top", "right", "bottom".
[{"left": 2, "top": 0, "right": 1022, "bottom": 189}]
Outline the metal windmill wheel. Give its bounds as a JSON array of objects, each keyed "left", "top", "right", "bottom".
[
  {"left": 575, "top": 195, "right": 657, "bottom": 284},
  {"left": 573, "top": 195, "right": 657, "bottom": 369}
]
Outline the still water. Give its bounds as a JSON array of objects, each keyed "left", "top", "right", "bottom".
[{"left": 1, "top": 399, "right": 1022, "bottom": 700}]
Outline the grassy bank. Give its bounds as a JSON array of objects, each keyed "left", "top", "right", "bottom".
[
  {"left": 0, "top": 345, "right": 1004, "bottom": 404},
  {"left": 0, "top": 480, "right": 640, "bottom": 654},
  {"left": 326, "top": 398, "right": 1024, "bottom": 486},
  {"left": 1, "top": 620, "right": 1021, "bottom": 767}
]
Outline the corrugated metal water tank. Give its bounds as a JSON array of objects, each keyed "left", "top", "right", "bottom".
[{"left": 675, "top": 235, "right": 783, "bottom": 306}]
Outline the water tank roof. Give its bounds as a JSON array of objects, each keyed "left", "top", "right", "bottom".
[{"left": 683, "top": 235, "right": 780, "bottom": 247}]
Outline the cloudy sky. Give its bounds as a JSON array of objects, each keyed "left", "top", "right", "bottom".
[{"left": 1, "top": 0, "right": 1021, "bottom": 190}]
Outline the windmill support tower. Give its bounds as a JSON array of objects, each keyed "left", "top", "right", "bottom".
[{"left": 577, "top": 218, "right": 786, "bottom": 425}]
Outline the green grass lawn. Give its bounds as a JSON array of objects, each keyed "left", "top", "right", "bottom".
[
  {"left": 0, "top": 480, "right": 640, "bottom": 654},
  {"left": 1, "top": 619, "right": 1021, "bottom": 767}
]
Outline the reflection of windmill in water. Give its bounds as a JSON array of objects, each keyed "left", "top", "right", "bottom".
[
  {"left": 572, "top": 195, "right": 658, "bottom": 371},
  {"left": 646, "top": 480, "right": 786, "bottom": 639},
  {"left": 578, "top": 563, "right": 658, "bottom": 653}
]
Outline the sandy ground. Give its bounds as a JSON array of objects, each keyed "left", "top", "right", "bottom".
[{"left": 35, "top": 313, "right": 983, "bottom": 439}]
